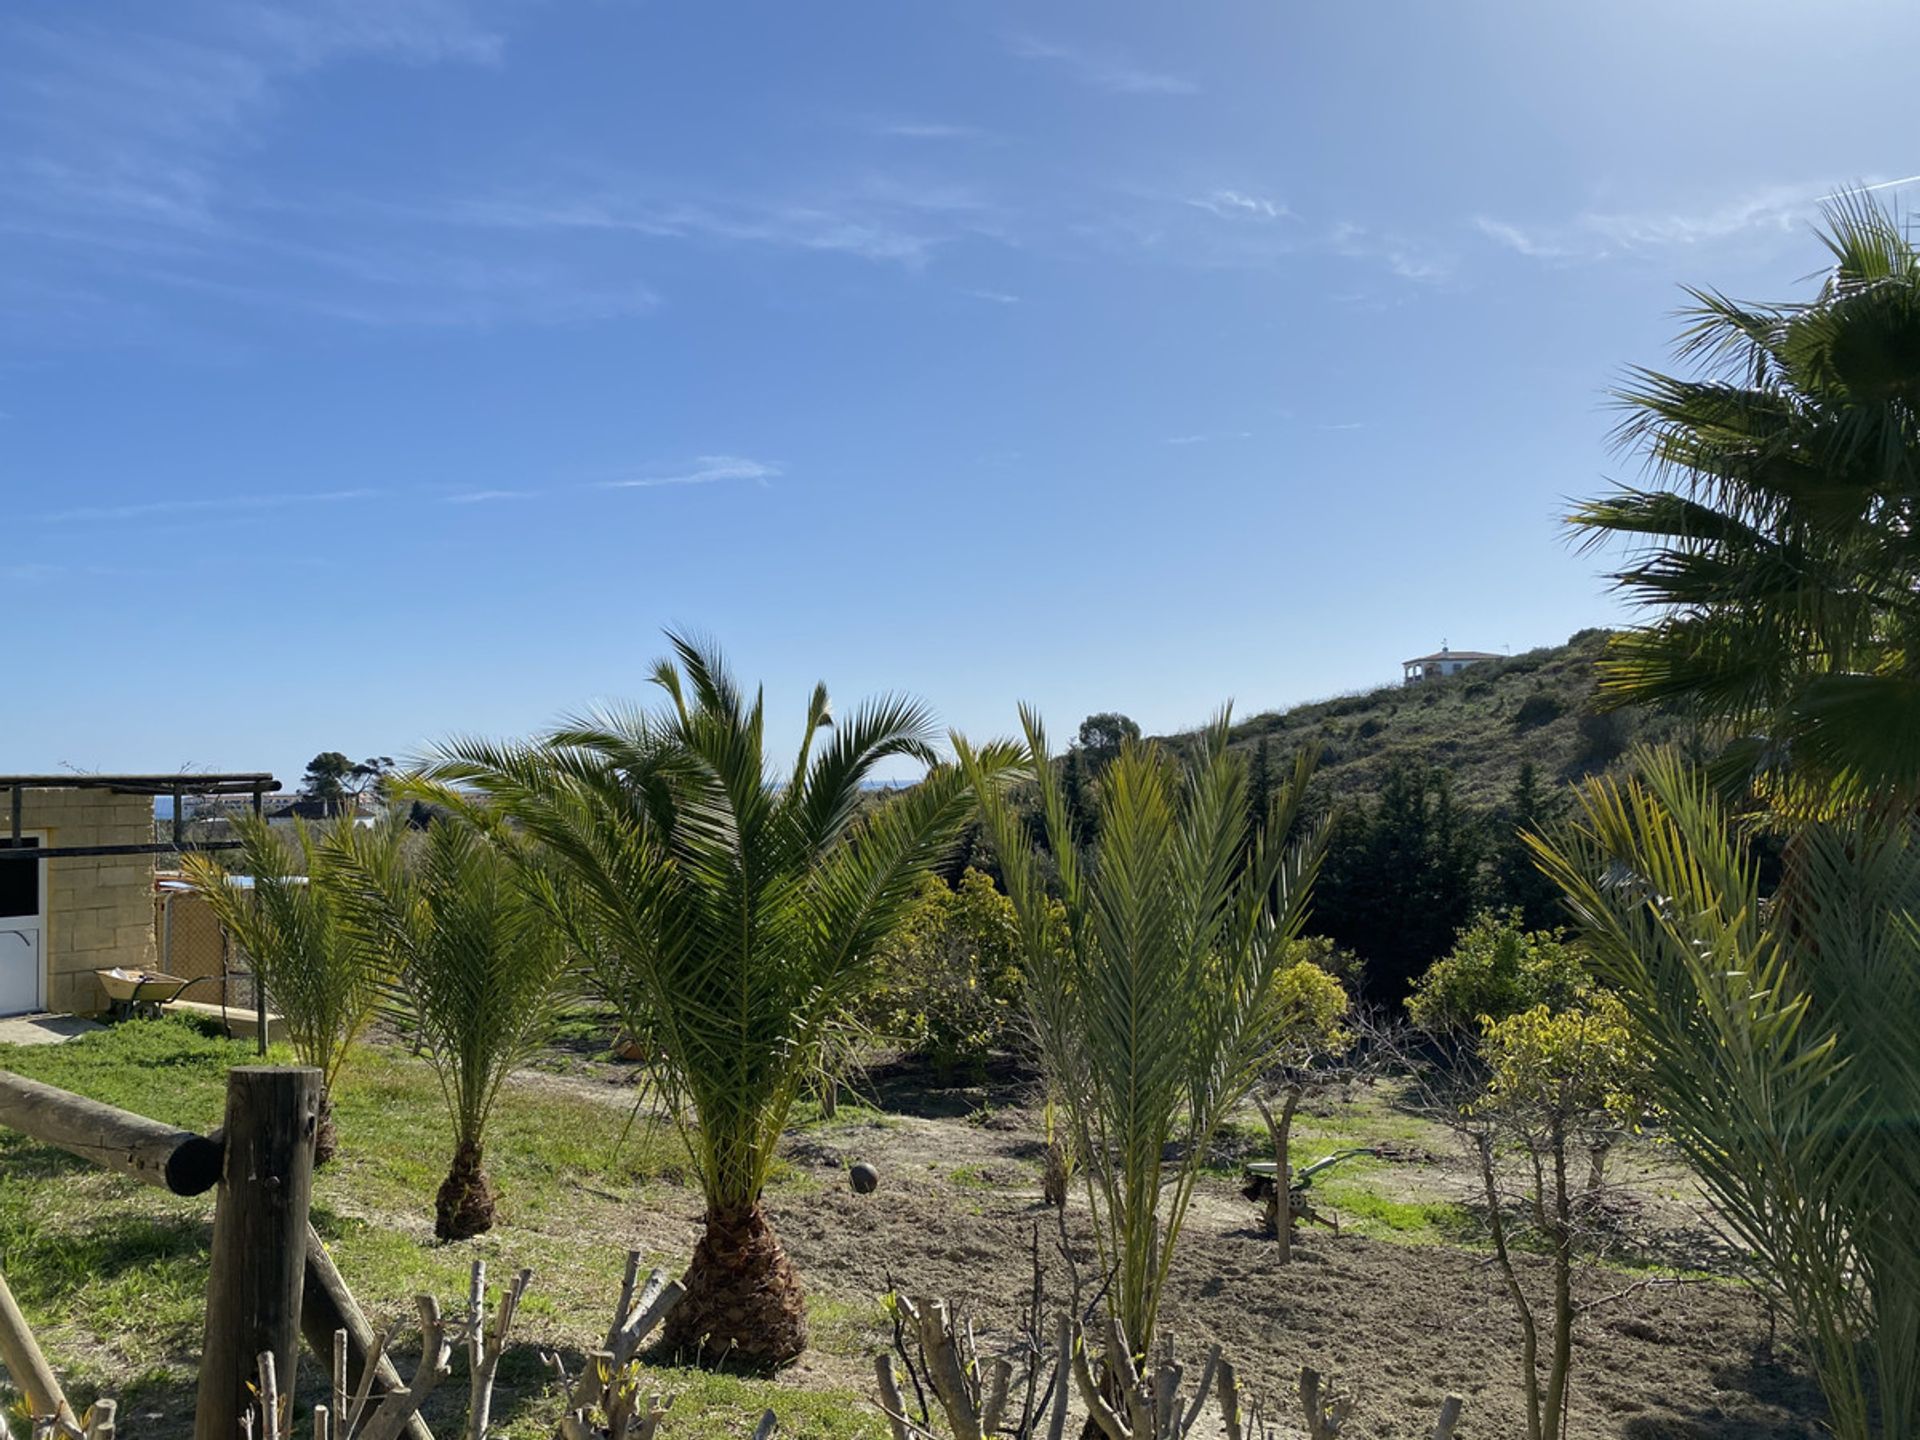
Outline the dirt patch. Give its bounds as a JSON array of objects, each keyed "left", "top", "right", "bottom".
[{"left": 761, "top": 1104, "right": 1825, "bottom": 1439}]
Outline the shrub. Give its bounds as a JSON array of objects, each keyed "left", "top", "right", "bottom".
[
  {"left": 1575, "top": 709, "right": 1631, "bottom": 765},
  {"left": 868, "top": 868, "right": 1038, "bottom": 1077},
  {"left": 1512, "top": 693, "right": 1565, "bottom": 731},
  {"left": 1407, "top": 909, "right": 1588, "bottom": 1034}
]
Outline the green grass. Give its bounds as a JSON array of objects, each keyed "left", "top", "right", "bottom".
[{"left": 0, "top": 1018, "right": 880, "bottom": 1439}]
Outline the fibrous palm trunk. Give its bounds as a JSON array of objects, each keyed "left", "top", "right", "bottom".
[
  {"left": 314, "top": 1093, "right": 339, "bottom": 1167},
  {"left": 435, "top": 1138, "right": 497, "bottom": 1241},
  {"left": 663, "top": 1203, "right": 808, "bottom": 1370}
]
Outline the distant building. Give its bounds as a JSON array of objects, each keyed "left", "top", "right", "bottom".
[{"left": 1403, "top": 643, "right": 1503, "bottom": 684}]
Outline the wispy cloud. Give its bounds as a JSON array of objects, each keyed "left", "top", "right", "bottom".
[
  {"left": 441, "top": 174, "right": 1005, "bottom": 269},
  {"left": 1165, "top": 431, "right": 1251, "bottom": 445},
  {"left": 1005, "top": 35, "right": 1196, "bottom": 96},
  {"left": 44, "top": 487, "right": 378, "bottom": 524},
  {"left": 0, "top": 3, "right": 548, "bottom": 342},
  {"left": 1099, "top": 184, "right": 1444, "bottom": 283},
  {"left": 1326, "top": 221, "right": 1446, "bottom": 282},
  {"left": 870, "top": 120, "right": 988, "bottom": 142},
  {"left": 1, "top": 3, "right": 502, "bottom": 238},
  {"left": 967, "top": 288, "right": 1021, "bottom": 305},
  {"left": 444, "top": 488, "right": 534, "bottom": 504},
  {"left": 600, "top": 456, "right": 783, "bottom": 490},
  {"left": 1186, "top": 190, "right": 1288, "bottom": 221},
  {"left": 1476, "top": 172, "right": 1920, "bottom": 265}
]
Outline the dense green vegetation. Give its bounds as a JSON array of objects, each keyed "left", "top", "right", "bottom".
[{"left": 1215, "top": 627, "right": 1677, "bottom": 810}]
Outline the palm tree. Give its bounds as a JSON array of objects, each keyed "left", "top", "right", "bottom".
[
  {"left": 1570, "top": 191, "right": 1920, "bottom": 813},
  {"left": 180, "top": 813, "right": 386, "bottom": 1164},
  {"left": 326, "top": 816, "right": 572, "bottom": 1240},
  {"left": 956, "top": 711, "right": 1323, "bottom": 1355},
  {"left": 421, "top": 635, "right": 1014, "bottom": 1368},
  {"left": 1529, "top": 751, "right": 1920, "bottom": 1440}
]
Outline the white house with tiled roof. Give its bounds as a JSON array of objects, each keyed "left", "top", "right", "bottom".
[{"left": 1402, "top": 643, "right": 1503, "bottom": 684}]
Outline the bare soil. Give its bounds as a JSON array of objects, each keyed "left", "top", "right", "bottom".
[{"left": 722, "top": 1058, "right": 1828, "bottom": 1440}]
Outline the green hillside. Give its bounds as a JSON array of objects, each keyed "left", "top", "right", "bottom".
[{"left": 1205, "top": 628, "right": 1676, "bottom": 811}]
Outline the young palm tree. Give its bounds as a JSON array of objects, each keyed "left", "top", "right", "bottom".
[
  {"left": 420, "top": 635, "right": 1014, "bottom": 1368},
  {"left": 326, "top": 817, "right": 572, "bottom": 1240},
  {"left": 180, "top": 813, "right": 386, "bottom": 1164},
  {"left": 1530, "top": 751, "right": 1920, "bottom": 1440},
  {"left": 956, "top": 711, "right": 1324, "bottom": 1355},
  {"left": 1571, "top": 191, "right": 1920, "bottom": 812}
]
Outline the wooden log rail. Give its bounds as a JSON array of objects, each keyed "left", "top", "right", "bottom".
[
  {"left": 0, "top": 1069, "right": 224, "bottom": 1196},
  {"left": 0, "top": 1068, "right": 431, "bottom": 1440}
]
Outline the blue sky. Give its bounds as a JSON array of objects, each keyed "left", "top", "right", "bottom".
[{"left": 6, "top": 0, "right": 1918, "bottom": 783}]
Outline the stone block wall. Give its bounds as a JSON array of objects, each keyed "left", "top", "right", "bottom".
[{"left": 18, "top": 789, "right": 157, "bottom": 1014}]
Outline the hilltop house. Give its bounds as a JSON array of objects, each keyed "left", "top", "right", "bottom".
[{"left": 1403, "top": 644, "right": 1503, "bottom": 684}]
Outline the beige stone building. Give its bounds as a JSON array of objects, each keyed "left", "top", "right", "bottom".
[{"left": 2, "top": 774, "right": 278, "bottom": 1017}]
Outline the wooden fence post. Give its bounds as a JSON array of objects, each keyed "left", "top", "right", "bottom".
[{"left": 194, "top": 1067, "right": 321, "bottom": 1440}]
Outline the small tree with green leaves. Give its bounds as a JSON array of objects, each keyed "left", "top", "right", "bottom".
[
  {"left": 1251, "top": 949, "right": 1352, "bottom": 1261},
  {"left": 180, "top": 813, "right": 386, "bottom": 1163},
  {"left": 1407, "top": 909, "right": 1589, "bottom": 1038},
  {"left": 1467, "top": 995, "right": 1646, "bottom": 1440},
  {"left": 957, "top": 711, "right": 1324, "bottom": 1358},
  {"left": 327, "top": 816, "right": 574, "bottom": 1240},
  {"left": 867, "top": 868, "right": 1031, "bottom": 1080}
]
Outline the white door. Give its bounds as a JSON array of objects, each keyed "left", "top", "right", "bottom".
[{"left": 0, "top": 836, "right": 46, "bottom": 1016}]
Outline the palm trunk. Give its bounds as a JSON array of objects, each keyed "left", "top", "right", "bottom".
[
  {"left": 663, "top": 1202, "right": 808, "bottom": 1370},
  {"left": 435, "top": 1137, "right": 496, "bottom": 1242},
  {"left": 314, "top": 1092, "right": 339, "bottom": 1167}
]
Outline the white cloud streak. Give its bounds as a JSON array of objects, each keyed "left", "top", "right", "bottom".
[
  {"left": 1005, "top": 35, "right": 1195, "bottom": 96},
  {"left": 1186, "top": 190, "right": 1287, "bottom": 221},
  {"left": 600, "top": 456, "right": 783, "bottom": 490},
  {"left": 1477, "top": 172, "right": 1920, "bottom": 264},
  {"left": 443, "top": 488, "right": 533, "bottom": 504},
  {"left": 43, "top": 487, "right": 378, "bottom": 524}
]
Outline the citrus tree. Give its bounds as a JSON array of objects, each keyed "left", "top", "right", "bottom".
[
  {"left": 1251, "top": 949, "right": 1351, "bottom": 1260},
  {"left": 1406, "top": 909, "right": 1588, "bottom": 1038},
  {"left": 867, "top": 867, "right": 1029, "bottom": 1079}
]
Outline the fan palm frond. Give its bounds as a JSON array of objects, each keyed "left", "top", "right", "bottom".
[{"left": 1577, "top": 189, "right": 1920, "bottom": 813}]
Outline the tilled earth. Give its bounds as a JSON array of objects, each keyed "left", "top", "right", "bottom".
[{"left": 707, "top": 1076, "right": 1827, "bottom": 1440}]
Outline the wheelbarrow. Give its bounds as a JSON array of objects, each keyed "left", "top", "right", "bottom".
[{"left": 94, "top": 968, "right": 224, "bottom": 1021}]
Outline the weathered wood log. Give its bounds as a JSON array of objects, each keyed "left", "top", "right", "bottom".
[
  {"left": 0, "top": 1069, "right": 224, "bottom": 1196},
  {"left": 302, "top": 1225, "right": 434, "bottom": 1440},
  {"left": 0, "top": 1263, "right": 78, "bottom": 1432},
  {"left": 194, "top": 1067, "right": 320, "bottom": 1440}
]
